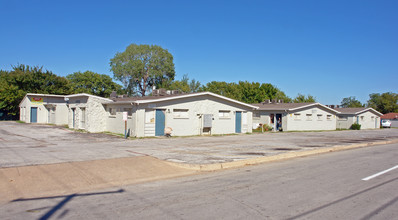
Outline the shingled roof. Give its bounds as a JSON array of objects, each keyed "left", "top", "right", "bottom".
[{"left": 381, "top": 112, "right": 398, "bottom": 119}]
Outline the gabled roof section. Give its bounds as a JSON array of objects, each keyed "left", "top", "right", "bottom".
[
  {"left": 19, "top": 93, "right": 66, "bottom": 107},
  {"left": 26, "top": 93, "right": 65, "bottom": 98},
  {"left": 381, "top": 112, "right": 398, "bottom": 119},
  {"left": 65, "top": 93, "right": 113, "bottom": 102},
  {"left": 252, "top": 102, "right": 340, "bottom": 113},
  {"left": 335, "top": 107, "right": 382, "bottom": 116},
  {"left": 112, "top": 92, "right": 259, "bottom": 109}
]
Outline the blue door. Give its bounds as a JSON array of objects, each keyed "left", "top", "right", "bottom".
[
  {"left": 30, "top": 107, "right": 37, "bottom": 123},
  {"left": 155, "top": 109, "right": 165, "bottom": 136},
  {"left": 235, "top": 111, "right": 242, "bottom": 133}
]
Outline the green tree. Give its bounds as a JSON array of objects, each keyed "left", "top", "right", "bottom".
[
  {"left": 67, "top": 71, "right": 122, "bottom": 97},
  {"left": 201, "top": 81, "right": 242, "bottom": 101},
  {"left": 367, "top": 92, "right": 398, "bottom": 114},
  {"left": 340, "top": 96, "right": 364, "bottom": 108},
  {"left": 0, "top": 64, "right": 71, "bottom": 118},
  {"left": 201, "top": 81, "right": 291, "bottom": 104},
  {"left": 110, "top": 44, "right": 175, "bottom": 96},
  {"left": 293, "top": 94, "right": 316, "bottom": 103},
  {"left": 161, "top": 74, "right": 202, "bottom": 94}
]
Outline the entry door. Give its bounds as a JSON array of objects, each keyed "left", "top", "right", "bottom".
[
  {"left": 235, "top": 111, "right": 242, "bottom": 133},
  {"left": 155, "top": 109, "right": 165, "bottom": 136},
  {"left": 72, "top": 108, "right": 76, "bottom": 128},
  {"left": 30, "top": 107, "right": 38, "bottom": 123}
]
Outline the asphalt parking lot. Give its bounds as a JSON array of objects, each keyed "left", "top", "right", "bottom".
[{"left": 1, "top": 121, "right": 398, "bottom": 167}]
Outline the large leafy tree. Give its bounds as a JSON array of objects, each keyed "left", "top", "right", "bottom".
[
  {"left": 340, "top": 96, "right": 364, "bottom": 108},
  {"left": 110, "top": 44, "right": 175, "bottom": 96},
  {"left": 160, "top": 74, "right": 202, "bottom": 94},
  {"left": 67, "top": 71, "right": 122, "bottom": 97},
  {"left": 0, "top": 64, "right": 71, "bottom": 118},
  {"left": 367, "top": 92, "right": 398, "bottom": 114},
  {"left": 293, "top": 94, "right": 316, "bottom": 103},
  {"left": 201, "top": 81, "right": 291, "bottom": 104}
]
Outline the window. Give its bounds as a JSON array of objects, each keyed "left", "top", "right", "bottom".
[
  {"left": 317, "top": 114, "right": 323, "bottom": 120},
  {"left": 173, "top": 109, "right": 189, "bottom": 118},
  {"left": 360, "top": 116, "right": 364, "bottom": 121},
  {"left": 123, "top": 108, "right": 132, "bottom": 115},
  {"left": 219, "top": 110, "right": 231, "bottom": 118},
  {"left": 294, "top": 113, "right": 301, "bottom": 120},
  {"left": 145, "top": 110, "right": 155, "bottom": 123},
  {"left": 108, "top": 107, "right": 116, "bottom": 115},
  {"left": 327, "top": 115, "right": 332, "bottom": 120},
  {"left": 306, "top": 114, "right": 312, "bottom": 121},
  {"left": 338, "top": 116, "right": 347, "bottom": 121},
  {"left": 80, "top": 108, "right": 86, "bottom": 128},
  {"left": 253, "top": 112, "right": 260, "bottom": 119},
  {"left": 371, "top": 116, "right": 375, "bottom": 121}
]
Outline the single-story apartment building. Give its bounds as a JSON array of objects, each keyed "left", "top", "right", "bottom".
[
  {"left": 106, "top": 92, "right": 257, "bottom": 137},
  {"left": 19, "top": 93, "right": 69, "bottom": 125},
  {"left": 381, "top": 113, "right": 398, "bottom": 128},
  {"left": 334, "top": 107, "right": 382, "bottom": 129},
  {"left": 19, "top": 92, "right": 258, "bottom": 137},
  {"left": 252, "top": 102, "right": 339, "bottom": 131}
]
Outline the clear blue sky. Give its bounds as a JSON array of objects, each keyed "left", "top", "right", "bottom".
[{"left": 1, "top": 0, "right": 397, "bottom": 104}]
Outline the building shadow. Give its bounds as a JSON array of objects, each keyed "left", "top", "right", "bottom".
[{"left": 12, "top": 189, "right": 125, "bottom": 220}]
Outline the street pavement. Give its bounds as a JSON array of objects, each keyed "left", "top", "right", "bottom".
[
  {"left": 1, "top": 142, "right": 397, "bottom": 219},
  {"left": 1, "top": 121, "right": 398, "bottom": 167}
]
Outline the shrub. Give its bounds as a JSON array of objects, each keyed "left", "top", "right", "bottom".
[{"left": 350, "top": 123, "right": 361, "bottom": 130}]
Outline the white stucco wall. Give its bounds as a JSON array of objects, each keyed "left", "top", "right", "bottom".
[
  {"left": 129, "top": 95, "right": 254, "bottom": 137},
  {"left": 357, "top": 111, "right": 380, "bottom": 129},
  {"left": 286, "top": 106, "right": 337, "bottom": 131},
  {"left": 105, "top": 104, "right": 135, "bottom": 135},
  {"left": 67, "top": 96, "right": 109, "bottom": 132},
  {"left": 337, "top": 111, "right": 380, "bottom": 129}
]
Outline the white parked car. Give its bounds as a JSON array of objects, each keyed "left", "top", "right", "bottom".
[{"left": 381, "top": 120, "right": 391, "bottom": 128}]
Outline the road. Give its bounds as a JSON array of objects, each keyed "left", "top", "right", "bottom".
[{"left": 1, "top": 143, "right": 397, "bottom": 219}]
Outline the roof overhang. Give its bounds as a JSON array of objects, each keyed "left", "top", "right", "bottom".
[
  {"left": 65, "top": 93, "right": 113, "bottom": 102},
  {"left": 288, "top": 103, "right": 340, "bottom": 113},
  {"left": 356, "top": 108, "right": 383, "bottom": 116},
  {"left": 110, "top": 92, "right": 259, "bottom": 109}
]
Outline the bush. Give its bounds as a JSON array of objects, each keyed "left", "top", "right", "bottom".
[
  {"left": 253, "top": 124, "right": 273, "bottom": 132},
  {"left": 350, "top": 123, "right": 361, "bottom": 130}
]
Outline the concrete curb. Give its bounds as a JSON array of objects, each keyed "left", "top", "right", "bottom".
[{"left": 164, "top": 139, "right": 398, "bottom": 171}]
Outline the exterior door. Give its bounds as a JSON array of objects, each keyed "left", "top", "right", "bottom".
[
  {"left": 72, "top": 108, "right": 76, "bottom": 128},
  {"left": 235, "top": 111, "right": 242, "bottom": 133},
  {"left": 30, "top": 107, "right": 37, "bottom": 123},
  {"left": 155, "top": 109, "right": 165, "bottom": 136}
]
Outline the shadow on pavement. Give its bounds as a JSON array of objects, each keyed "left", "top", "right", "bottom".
[{"left": 12, "top": 189, "right": 125, "bottom": 220}]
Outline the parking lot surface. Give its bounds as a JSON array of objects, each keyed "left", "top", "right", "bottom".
[{"left": 1, "top": 121, "right": 398, "bottom": 167}]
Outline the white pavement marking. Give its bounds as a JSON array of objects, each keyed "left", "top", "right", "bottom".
[{"left": 362, "top": 165, "right": 398, "bottom": 181}]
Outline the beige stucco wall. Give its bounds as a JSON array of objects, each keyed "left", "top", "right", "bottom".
[
  {"left": 336, "top": 115, "right": 355, "bottom": 129},
  {"left": 105, "top": 104, "right": 135, "bottom": 135},
  {"left": 19, "top": 95, "right": 67, "bottom": 125},
  {"left": 129, "top": 95, "right": 254, "bottom": 137}
]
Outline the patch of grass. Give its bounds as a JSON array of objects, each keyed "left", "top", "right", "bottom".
[
  {"left": 16, "top": 120, "right": 25, "bottom": 123},
  {"left": 103, "top": 131, "right": 125, "bottom": 138}
]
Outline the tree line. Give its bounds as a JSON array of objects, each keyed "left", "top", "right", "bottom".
[{"left": 1, "top": 43, "right": 397, "bottom": 119}]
